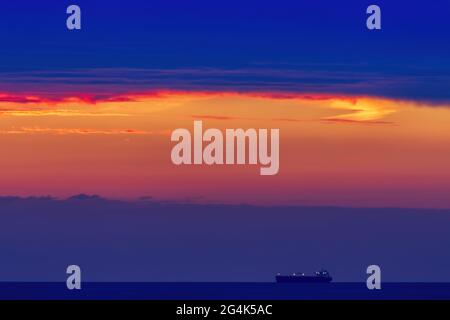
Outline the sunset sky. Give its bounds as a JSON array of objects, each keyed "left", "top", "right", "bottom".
[{"left": 1, "top": 0, "right": 449, "bottom": 208}]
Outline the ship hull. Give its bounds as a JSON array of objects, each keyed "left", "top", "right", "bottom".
[{"left": 276, "top": 276, "right": 332, "bottom": 283}]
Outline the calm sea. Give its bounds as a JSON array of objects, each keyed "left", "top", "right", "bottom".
[{"left": 0, "top": 282, "right": 449, "bottom": 300}]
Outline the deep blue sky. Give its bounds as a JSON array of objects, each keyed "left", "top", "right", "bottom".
[{"left": 0, "top": 0, "right": 449, "bottom": 101}]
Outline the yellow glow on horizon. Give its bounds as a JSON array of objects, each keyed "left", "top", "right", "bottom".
[{"left": 327, "top": 98, "right": 397, "bottom": 122}]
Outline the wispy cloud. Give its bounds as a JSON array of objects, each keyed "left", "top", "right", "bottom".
[
  {"left": 0, "top": 127, "right": 169, "bottom": 135},
  {"left": 0, "top": 109, "right": 131, "bottom": 117},
  {"left": 321, "top": 118, "right": 395, "bottom": 125},
  {"left": 190, "top": 114, "right": 244, "bottom": 121}
]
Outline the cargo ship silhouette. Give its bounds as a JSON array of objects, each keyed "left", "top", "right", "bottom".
[{"left": 276, "top": 269, "right": 332, "bottom": 283}]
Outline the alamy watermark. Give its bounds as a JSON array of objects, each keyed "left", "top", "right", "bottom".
[
  {"left": 66, "top": 264, "right": 82, "bottom": 290},
  {"left": 65, "top": 4, "right": 381, "bottom": 31},
  {"left": 66, "top": 5, "right": 81, "bottom": 30},
  {"left": 171, "top": 121, "right": 280, "bottom": 176},
  {"left": 366, "top": 265, "right": 382, "bottom": 290},
  {"left": 366, "top": 5, "right": 381, "bottom": 30}
]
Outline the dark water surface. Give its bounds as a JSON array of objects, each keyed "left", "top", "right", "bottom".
[{"left": 0, "top": 282, "right": 449, "bottom": 300}]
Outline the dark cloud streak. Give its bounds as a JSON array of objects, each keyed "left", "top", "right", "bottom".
[{"left": 0, "top": 67, "right": 448, "bottom": 105}]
